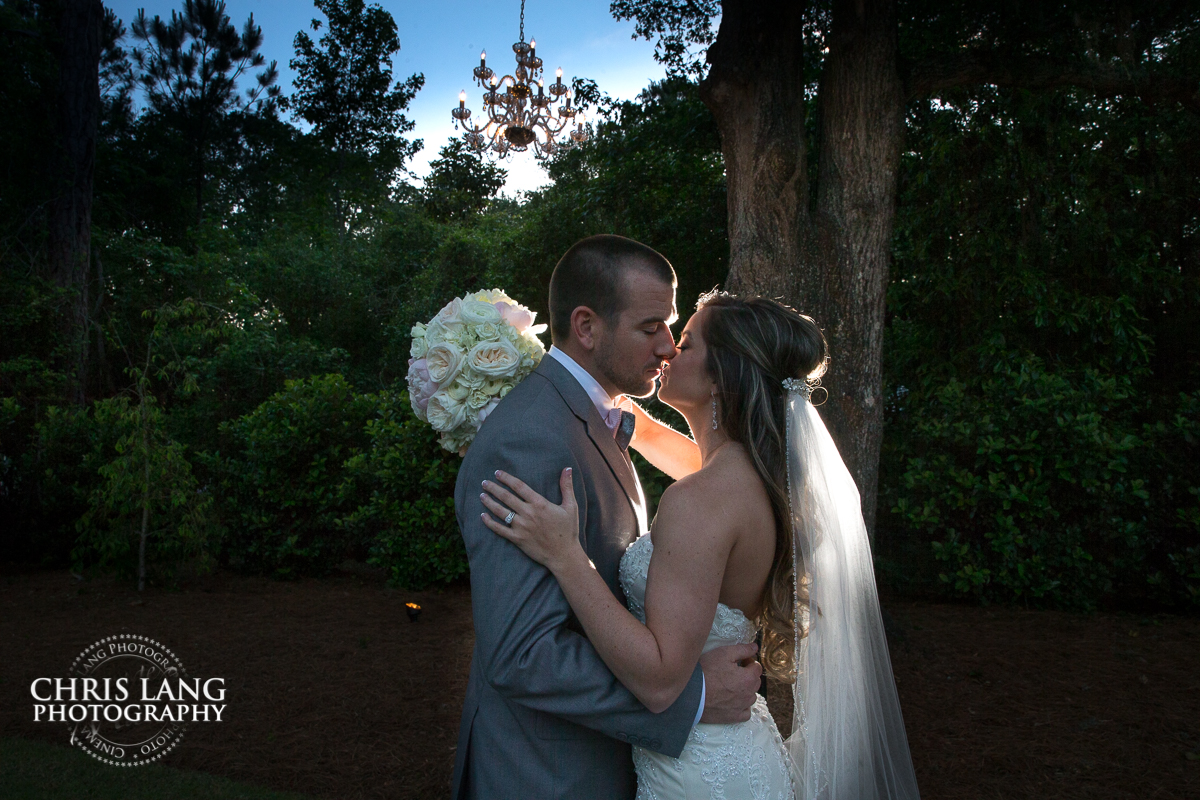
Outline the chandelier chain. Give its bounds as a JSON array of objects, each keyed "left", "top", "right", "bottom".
[{"left": 519, "top": 0, "right": 525, "bottom": 43}]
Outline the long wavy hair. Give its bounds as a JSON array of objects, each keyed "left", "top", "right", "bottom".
[{"left": 697, "top": 291, "right": 828, "bottom": 682}]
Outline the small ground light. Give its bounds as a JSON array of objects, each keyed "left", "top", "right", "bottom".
[{"left": 406, "top": 602, "right": 421, "bottom": 622}]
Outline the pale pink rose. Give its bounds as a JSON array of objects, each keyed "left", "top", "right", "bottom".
[
  {"left": 425, "top": 342, "right": 464, "bottom": 385},
  {"left": 494, "top": 301, "right": 535, "bottom": 333},
  {"left": 434, "top": 297, "right": 464, "bottom": 327},
  {"left": 405, "top": 358, "right": 439, "bottom": 415}
]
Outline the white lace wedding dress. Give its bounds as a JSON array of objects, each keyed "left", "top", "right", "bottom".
[{"left": 619, "top": 533, "right": 795, "bottom": 800}]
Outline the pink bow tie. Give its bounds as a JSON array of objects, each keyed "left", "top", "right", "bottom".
[{"left": 604, "top": 407, "right": 635, "bottom": 451}]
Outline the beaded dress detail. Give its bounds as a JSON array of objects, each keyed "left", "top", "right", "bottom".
[{"left": 618, "top": 534, "right": 795, "bottom": 800}]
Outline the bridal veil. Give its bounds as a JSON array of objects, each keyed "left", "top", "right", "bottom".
[{"left": 782, "top": 379, "right": 921, "bottom": 800}]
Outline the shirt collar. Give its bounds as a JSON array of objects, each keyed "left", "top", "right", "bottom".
[{"left": 547, "top": 345, "right": 618, "bottom": 418}]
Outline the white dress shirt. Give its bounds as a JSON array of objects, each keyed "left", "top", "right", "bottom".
[{"left": 545, "top": 345, "right": 706, "bottom": 728}]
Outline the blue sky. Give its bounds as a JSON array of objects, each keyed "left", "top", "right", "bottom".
[{"left": 104, "top": 0, "right": 672, "bottom": 195}]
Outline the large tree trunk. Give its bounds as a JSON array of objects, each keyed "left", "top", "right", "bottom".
[
  {"left": 703, "top": 0, "right": 903, "bottom": 535},
  {"left": 46, "top": 0, "right": 103, "bottom": 405},
  {"left": 699, "top": 0, "right": 809, "bottom": 298}
]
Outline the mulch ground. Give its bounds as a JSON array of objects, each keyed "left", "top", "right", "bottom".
[{"left": 2, "top": 567, "right": 1197, "bottom": 800}]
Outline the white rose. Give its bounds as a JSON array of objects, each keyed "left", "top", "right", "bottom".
[
  {"left": 423, "top": 320, "right": 447, "bottom": 346},
  {"left": 467, "top": 340, "right": 521, "bottom": 377},
  {"left": 444, "top": 325, "right": 472, "bottom": 348},
  {"left": 475, "top": 321, "right": 500, "bottom": 342},
  {"left": 410, "top": 335, "right": 428, "bottom": 359},
  {"left": 426, "top": 389, "right": 468, "bottom": 433},
  {"left": 460, "top": 298, "right": 503, "bottom": 325},
  {"left": 472, "top": 288, "right": 508, "bottom": 304},
  {"left": 457, "top": 369, "right": 485, "bottom": 390},
  {"left": 467, "top": 386, "right": 492, "bottom": 410},
  {"left": 425, "top": 342, "right": 464, "bottom": 385}
]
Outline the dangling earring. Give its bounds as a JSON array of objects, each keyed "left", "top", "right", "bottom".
[{"left": 711, "top": 391, "right": 719, "bottom": 430}]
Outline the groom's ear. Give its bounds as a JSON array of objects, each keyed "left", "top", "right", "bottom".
[{"left": 571, "top": 306, "right": 603, "bottom": 351}]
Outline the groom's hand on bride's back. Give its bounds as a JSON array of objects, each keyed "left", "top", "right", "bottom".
[{"left": 697, "top": 643, "right": 762, "bottom": 724}]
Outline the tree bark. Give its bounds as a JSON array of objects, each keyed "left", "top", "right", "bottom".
[
  {"left": 46, "top": 0, "right": 103, "bottom": 405},
  {"left": 700, "top": 0, "right": 810, "bottom": 300},
  {"left": 809, "top": 0, "right": 903, "bottom": 535},
  {"left": 703, "top": 0, "right": 903, "bottom": 535}
]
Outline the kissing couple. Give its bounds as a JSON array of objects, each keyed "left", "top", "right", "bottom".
[{"left": 451, "top": 235, "right": 920, "bottom": 800}]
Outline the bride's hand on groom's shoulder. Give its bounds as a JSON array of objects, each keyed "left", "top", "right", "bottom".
[{"left": 480, "top": 468, "right": 584, "bottom": 574}]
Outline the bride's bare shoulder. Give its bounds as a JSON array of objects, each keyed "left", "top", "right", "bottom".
[{"left": 654, "top": 445, "right": 768, "bottom": 536}]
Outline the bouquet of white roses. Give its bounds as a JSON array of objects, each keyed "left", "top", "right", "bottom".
[{"left": 406, "top": 289, "right": 547, "bottom": 455}]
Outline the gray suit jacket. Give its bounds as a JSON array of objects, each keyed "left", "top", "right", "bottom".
[{"left": 450, "top": 356, "right": 704, "bottom": 800}]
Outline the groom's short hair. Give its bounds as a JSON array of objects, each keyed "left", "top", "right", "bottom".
[{"left": 549, "top": 235, "right": 676, "bottom": 344}]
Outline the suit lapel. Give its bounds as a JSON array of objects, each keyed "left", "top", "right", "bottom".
[{"left": 535, "top": 357, "right": 643, "bottom": 520}]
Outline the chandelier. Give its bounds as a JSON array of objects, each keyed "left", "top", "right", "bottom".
[{"left": 450, "top": 0, "right": 589, "bottom": 159}]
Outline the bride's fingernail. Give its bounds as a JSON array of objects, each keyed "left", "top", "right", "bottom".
[
  {"left": 480, "top": 493, "right": 486, "bottom": 501},
  {"left": 494, "top": 470, "right": 502, "bottom": 478},
  {"left": 481, "top": 480, "right": 489, "bottom": 487}
]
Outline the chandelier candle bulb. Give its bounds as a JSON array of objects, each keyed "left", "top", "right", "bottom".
[
  {"left": 459, "top": 91, "right": 466, "bottom": 108},
  {"left": 480, "top": 50, "right": 486, "bottom": 67}
]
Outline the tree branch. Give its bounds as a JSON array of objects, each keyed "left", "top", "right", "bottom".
[{"left": 906, "top": 51, "right": 1200, "bottom": 111}]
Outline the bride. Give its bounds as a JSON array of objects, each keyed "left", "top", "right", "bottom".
[{"left": 480, "top": 292, "right": 920, "bottom": 800}]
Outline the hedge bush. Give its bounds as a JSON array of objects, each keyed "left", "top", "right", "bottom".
[
  {"left": 882, "top": 355, "right": 1200, "bottom": 609},
  {"left": 209, "top": 374, "right": 378, "bottom": 577}
]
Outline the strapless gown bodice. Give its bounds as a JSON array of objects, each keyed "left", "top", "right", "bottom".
[{"left": 618, "top": 534, "right": 795, "bottom": 800}]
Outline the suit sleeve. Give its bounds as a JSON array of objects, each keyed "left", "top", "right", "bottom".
[{"left": 456, "top": 419, "right": 703, "bottom": 758}]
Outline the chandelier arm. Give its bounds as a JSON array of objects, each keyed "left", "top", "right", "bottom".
[{"left": 543, "top": 116, "right": 570, "bottom": 135}]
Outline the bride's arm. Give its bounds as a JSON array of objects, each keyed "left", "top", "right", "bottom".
[
  {"left": 623, "top": 400, "right": 702, "bottom": 480},
  {"left": 480, "top": 469, "right": 730, "bottom": 713}
]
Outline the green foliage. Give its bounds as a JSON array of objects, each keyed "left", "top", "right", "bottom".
[
  {"left": 343, "top": 391, "right": 466, "bottom": 588},
  {"left": 882, "top": 82, "right": 1200, "bottom": 609},
  {"left": 288, "top": 0, "right": 424, "bottom": 230},
  {"left": 886, "top": 357, "right": 1199, "bottom": 608},
  {"left": 531, "top": 77, "right": 728, "bottom": 311},
  {"left": 74, "top": 395, "right": 212, "bottom": 585},
  {"left": 423, "top": 140, "right": 507, "bottom": 222},
  {"left": 130, "top": 0, "right": 281, "bottom": 225},
  {"left": 611, "top": 0, "right": 719, "bottom": 78},
  {"left": 211, "top": 374, "right": 376, "bottom": 577},
  {"left": 10, "top": 404, "right": 111, "bottom": 565},
  {"left": 205, "top": 381, "right": 468, "bottom": 589}
]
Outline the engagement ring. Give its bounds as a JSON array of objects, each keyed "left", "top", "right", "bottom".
[{"left": 503, "top": 511, "right": 516, "bottom": 525}]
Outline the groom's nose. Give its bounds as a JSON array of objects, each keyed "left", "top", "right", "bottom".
[{"left": 655, "top": 332, "right": 679, "bottom": 360}]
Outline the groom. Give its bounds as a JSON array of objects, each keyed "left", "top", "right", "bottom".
[{"left": 451, "top": 235, "right": 762, "bottom": 799}]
